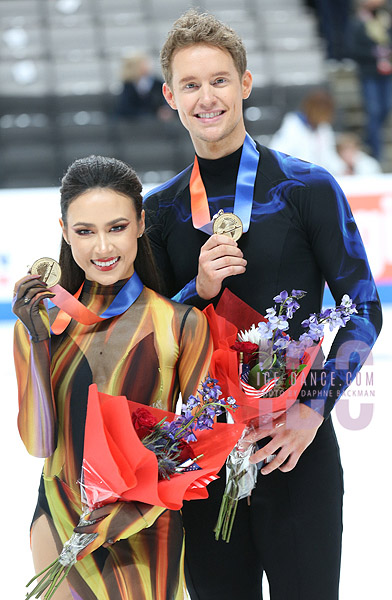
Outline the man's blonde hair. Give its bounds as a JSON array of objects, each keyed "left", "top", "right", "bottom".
[{"left": 160, "top": 9, "right": 247, "bottom": 87}]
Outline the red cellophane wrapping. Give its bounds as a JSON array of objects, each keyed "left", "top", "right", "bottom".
[
  {"left": 203, "top": 289, "right": 322, "bottom": 425},
  {"left": 81, "top": 383, "right": 245, "bottom": 511}
]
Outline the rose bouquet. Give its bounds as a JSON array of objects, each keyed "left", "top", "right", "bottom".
[
  {"left": 205, "top": 289, "right": 357, "bottom": 542},
  {"left": 25, "top": 377, "right": 244, "bottom": 599}
]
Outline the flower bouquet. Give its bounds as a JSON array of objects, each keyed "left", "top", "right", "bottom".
[
  {"left": 204, "top": 288, "right": 357, "bottom": 542},
  {"left": 25, "top": 377, "right": 244, "bottom": 599}
]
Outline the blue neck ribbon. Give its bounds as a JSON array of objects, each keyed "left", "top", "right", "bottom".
[
  {"left": 99, "top": 271, "right": 144, "bottom": 318},
  {"left": 199, "top": 133, "right": 260, "bottom": 235}
]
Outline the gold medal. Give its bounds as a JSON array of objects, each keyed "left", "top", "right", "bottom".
[
  {"left": 31, "top": 257, "right": 62, "bottom": 287},
  {"left": 212, "top": 210, "right": 243, "bottom": 241}
]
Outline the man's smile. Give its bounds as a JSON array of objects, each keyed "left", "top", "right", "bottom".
[{"left": 195, "top": 110, "right": 225, "bottom": 119}]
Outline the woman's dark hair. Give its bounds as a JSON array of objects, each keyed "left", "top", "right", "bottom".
[{"left": 59, "top": 155, "right": 161, "bottom": 294}]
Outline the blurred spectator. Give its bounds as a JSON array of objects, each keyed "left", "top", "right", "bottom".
[
  {"left": 348, "top": 0, "right": 392, "bottom": 159},
  {"left": 336, "top": 132, "right": 382, "bottom": 174},
  {"left": 306, "top": 0, "right": 352, "bottom": 60},
  {"left": 115, "top": 54, "right": 172, "bottom": 121},
  {"left": 269, "top": 89, "right": 345, "bottom": 175}
]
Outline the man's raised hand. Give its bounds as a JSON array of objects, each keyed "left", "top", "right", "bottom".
[{"left": 195, "top": 234, "right": 247, "bottom": 300}]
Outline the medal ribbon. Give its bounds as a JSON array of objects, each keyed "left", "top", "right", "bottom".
[
  {"left": 50, "top": 271, "right": 144, "bottom": 335},
  {"left": 190, "top": 133, "right": 259, "bottom": 235}
]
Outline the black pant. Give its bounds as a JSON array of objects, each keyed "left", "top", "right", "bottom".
[{"left": 182, "top": 418, "right": 343, "bottom": 600}]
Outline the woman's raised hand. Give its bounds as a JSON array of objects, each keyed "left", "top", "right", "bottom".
[{"left": 12, "top": 275, "right": 55, "bottom": 342}]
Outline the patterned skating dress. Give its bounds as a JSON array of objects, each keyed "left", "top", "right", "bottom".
[{"left": 14, "top": 279, "right": 212, "bottom": 600}]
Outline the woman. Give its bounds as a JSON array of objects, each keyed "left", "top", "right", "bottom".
[{"left": 13, "top": 156, "right": 212, "bottom": 599}]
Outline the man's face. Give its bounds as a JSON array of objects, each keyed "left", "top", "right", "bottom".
[{"left": 163, "top": 44, "right": 252, "bottom": 157}]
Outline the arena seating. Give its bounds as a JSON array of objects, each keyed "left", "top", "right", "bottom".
[{"left": 0, "top": 0, "right": 360, "bottom": 188}]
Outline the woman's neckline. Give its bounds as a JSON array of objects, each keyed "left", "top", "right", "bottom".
[{"left": 82, "top": 278, "right": 129, "bottom": 296}]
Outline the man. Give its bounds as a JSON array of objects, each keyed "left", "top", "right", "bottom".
[{"left": 144, "top": 10, "right": 382, "bottom": 600}]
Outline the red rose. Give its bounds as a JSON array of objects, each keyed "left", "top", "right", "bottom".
[
  {"left": 176, "top": 439, "right": 195, "bottom": 463},
  {"left": 132, "top": 407, "right": 158, "bottom": 440},
  {"left": 232, "top": 341, "right": 259, "bottom": 365}
]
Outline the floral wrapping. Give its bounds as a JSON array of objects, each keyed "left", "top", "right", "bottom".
[
  {"left": 205, "top": 288, "right": 357, "bottom": 542},
  {"left": 25, "top": 380, "right": 245, "bottom": 599}
]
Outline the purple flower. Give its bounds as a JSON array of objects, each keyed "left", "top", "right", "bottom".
[
  {"left": 268, "top": 309, "right": 289, "bottom": 330},
  {"left": 319, "top": 308, "right": 332, "bottom": 320},
  {"left": 181, "top": 408, "right": 193, "bottom": 420},
  {"left": 286, "top": 340, "right": 306, "bottom": 358},
  {"left": 285, "top": 299, "right": 300, "bottom": 319},
  {"left": 274, "top": 337, "right": 290, "bottom": 350},
  {"left": 340, "top": 294, "right": 357, "bottom": 313},
  {"left": 205, "top": 404, "right": 219, "bottom": 417},
  {"left": 291, "top": 289, "right": 307, "bottom": 299},
  {"left": 199, "top": 378, "right": 222, "bottom": 401},
  {"left": 273, "top": 290, "right": 305, "bottom": 317},
  {"left": 195, "top": 413, "right": 214, "bottom": 430},
  {"left": 307, "top": 322, "right": 325, "bottom": 341},
  {"left": 273, "top": 290, "right": 288, "bottom": 304},
  {"left": 276, "top": 316, "right": 289, "bottom": 331},
  {"left": 177, "top": 411, "right": 190, "bottom": 424},
  {"left": 185, "top": 394, "right": 200, "bottom": 409},
  {"left": 266, "top": 307, "right": 277, "bottom": 320},
  {"left": 226, "top": 396, "right": 238, "bottom": 409},
  {"left": 160, "top": 420, "right": 180, "bottom": 436},
  {"left": 298, "top": 332, "right": 315, "bottom": 349},
  {"left": 181, "top": 429, "right": 197, "bottom": 443},
  {"left": 301, "top": 313, "right": 319, "bottom": 328},
  {"left": 258, "top": 321, "right": 275, "bottom": 340},
  {"left": 325, "top": 309, "right": 346, "bottom": 331}
]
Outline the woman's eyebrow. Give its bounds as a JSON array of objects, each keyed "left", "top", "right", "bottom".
[{"left": 72, "top": 217, "right": 129, "bottom": 227}]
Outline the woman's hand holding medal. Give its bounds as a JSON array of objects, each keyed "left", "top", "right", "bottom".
[
  {"left": 196, "top": 234, "right": 247, "bottom": 300},
  {"left": 12, "top": 258, "right": 60, "bottom": 342}
]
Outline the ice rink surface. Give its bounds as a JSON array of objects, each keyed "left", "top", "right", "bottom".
[{"left": 1, "top": 307, "right": 391, "bottom": 599}]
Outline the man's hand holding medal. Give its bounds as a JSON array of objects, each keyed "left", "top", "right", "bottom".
[
  {"left": 190, "top": 134, "right": 258, "bottom": 300},
  {"left": 196, "top": 231, "right": 247, "bottom": 300}
]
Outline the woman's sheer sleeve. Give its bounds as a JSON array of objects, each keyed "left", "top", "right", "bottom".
[
  {"left": 14, "top": 319, "right": 57, "bottom": 457},
  {"left": 177, "top": 307, "right": 213, "bottom": 401}
]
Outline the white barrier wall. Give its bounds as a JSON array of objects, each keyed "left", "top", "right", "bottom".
[
  {"left": 0, "top": 187, "right": 61, "bottom": 308},
  {"left": 338, "top": 174, "right": 392, "bottom": 283}
]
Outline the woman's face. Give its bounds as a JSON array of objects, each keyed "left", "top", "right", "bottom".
[{"left": 60, "top": 188, "right": 145, "bottom": 285}]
